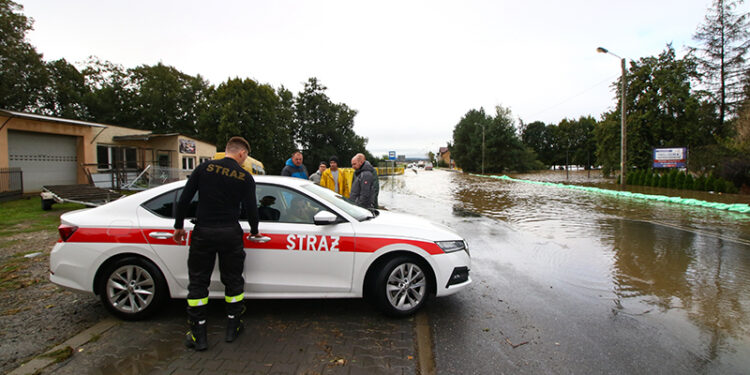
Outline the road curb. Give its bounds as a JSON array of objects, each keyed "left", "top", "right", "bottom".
[
  {"left": 415, "top": 310, "right": 436, "bottom": 375},
  {"left": 8, "top": 317, "right": 119, "bottom": 375}
]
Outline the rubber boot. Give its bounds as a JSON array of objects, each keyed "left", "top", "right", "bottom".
[
  {"left": 185, "top": 320, "right": 208, "bottom": 351},
  {"left": 225, "top": 315, "right": 244, "bottom": 342},
  {"left": 225, "top": 302, "right": 245, "bottom": 343}
]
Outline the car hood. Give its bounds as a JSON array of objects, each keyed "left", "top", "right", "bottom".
[{"left": 355, "top": 210, "right": 463, "bottom": 242}]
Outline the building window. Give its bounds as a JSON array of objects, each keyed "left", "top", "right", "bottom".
[
  {"left": 157, "top": 151, "right": 170, "bottom": 167},
  {"left": 182, "top": 156, "right": 196, "bottom": 170},
  {"left": 199, "top": 157, "right": 211, "bottom": 164},
  {"left": 97, "top": 145, "right": 137, "bottom": 170}
]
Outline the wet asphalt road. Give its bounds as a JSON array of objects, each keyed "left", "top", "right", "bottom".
[{"left": 380, "top": 169, "right": 750, "bottom": 374}]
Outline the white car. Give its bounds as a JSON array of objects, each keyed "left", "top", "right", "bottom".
[{"left": 50, "top": 176, "right": 471, "bottom": 320}]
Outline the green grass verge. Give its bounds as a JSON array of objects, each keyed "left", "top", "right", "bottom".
[{"left": 0, "top": 197, "right": 86, "bottom": 238}]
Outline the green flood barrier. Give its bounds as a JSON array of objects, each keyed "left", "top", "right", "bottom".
[{"left": 471, "top": 174, "right": 750, "bottom": 214}]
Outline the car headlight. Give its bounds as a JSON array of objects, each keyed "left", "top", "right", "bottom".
[{"left": 436, "top": 240, "right": 468, "bottom": 254}]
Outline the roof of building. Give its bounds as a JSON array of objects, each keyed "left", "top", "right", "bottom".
[
  {"left": 0, "top": 109, "right": 108, "bottom": 128},
  {"left": 113, "top": 133, "right": 180, "bottom": 141},
  {"left": 439, "top": 147, "right": 449, "bottom": 153}
]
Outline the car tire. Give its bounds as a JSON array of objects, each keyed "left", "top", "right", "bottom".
[
  {"left": 371, "top": 256, "right": 431, "bottom": 317},
  {"left": 98, "top": 257, "right": 168, "bottom": 321}
]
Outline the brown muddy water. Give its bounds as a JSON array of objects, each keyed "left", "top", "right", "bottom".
[{"left": 380, "top": 168, "right": 750, "bottom": 370}]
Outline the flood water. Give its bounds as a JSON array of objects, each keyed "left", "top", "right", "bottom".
[{"left": 380, "top": 169, "right": 750, "bottom": 371}]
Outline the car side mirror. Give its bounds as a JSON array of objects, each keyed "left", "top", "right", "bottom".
[{"left": 313, "top": 211, "right": 338, "bottom": 225}]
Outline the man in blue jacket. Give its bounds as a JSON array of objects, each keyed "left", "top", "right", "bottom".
[{"left": 281, "top": 151, "right": 308, "bottom": 179}]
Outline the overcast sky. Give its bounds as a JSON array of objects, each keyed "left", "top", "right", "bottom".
[{"left": 18, "top": 0, "right": 742, "bottom": 158}]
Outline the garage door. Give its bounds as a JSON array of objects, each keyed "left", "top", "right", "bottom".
[{"left": 8, "top": 130, "right": 78, "bottom": 192}]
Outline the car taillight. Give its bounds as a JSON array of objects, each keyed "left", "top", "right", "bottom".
[{"left": 58, "top": 224, "right": 78, "bottom": 242}]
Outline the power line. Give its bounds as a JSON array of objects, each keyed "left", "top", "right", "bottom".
[{"left": 528, "top": 73, "right": 619, "bottom": 120}]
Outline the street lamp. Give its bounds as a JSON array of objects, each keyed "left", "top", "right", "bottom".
[
  {"left": 482, "top": 124, "right": 486, "bottom": 175},
  {"left": 597, "top": 46, "right": 627, "bottom": 188}
]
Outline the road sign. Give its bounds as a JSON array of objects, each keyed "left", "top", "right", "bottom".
[{"left": 388, "top": 151, "right": 396, "bottom": 160}]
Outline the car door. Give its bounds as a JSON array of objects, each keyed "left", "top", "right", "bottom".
[
  {"left": 243, "top": 183, "right": 356, "bottom": 294},
  {"left": 137, "top": 187, "right": 201, "bottom": 290}
]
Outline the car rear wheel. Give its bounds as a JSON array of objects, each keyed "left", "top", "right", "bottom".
[
  {"left": 372, "top": 256, "right": 430, "bottom": 317},
  {"left": 98, "top": 257, "right": 167, "bottom": 320}
]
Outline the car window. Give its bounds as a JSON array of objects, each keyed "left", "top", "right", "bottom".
[
  {"left": 302, "top": 183, "right": 373, "bottom": 221},
  {"left": 257, "top": 184, "right": 327, "bottom": 224},
  {"left": 142, "top": 188, "right": 199, "bottom": 219}
]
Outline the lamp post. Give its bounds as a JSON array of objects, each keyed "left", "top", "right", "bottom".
[
  {"left": 480, "top": 122, "right": 485, "bottom": 175},
  {"left": 597, "top": 46, "right": 627, "bottom": 188}
]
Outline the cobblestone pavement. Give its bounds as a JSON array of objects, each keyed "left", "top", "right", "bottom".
[{"left": 41, "top": 298, "right": 417, "bottom": 375}]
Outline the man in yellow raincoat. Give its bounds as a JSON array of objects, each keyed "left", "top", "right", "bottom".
[{"left": 320, "top": 156, "right": 351, "bottom": 198}]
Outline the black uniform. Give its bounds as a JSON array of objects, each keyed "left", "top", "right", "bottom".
[{"left": 174, "top": 157, "right": 259, "bottom": 322}]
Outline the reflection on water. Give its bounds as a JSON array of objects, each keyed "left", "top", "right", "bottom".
[{"left": 380, "top": 169, "right": 750, "bottom": 369}]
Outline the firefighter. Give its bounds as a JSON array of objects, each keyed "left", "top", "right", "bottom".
[{"left": 173, "top": 136, "right": 262, "bottom": 351}]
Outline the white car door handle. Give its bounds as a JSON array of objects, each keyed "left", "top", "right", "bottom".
[
  {"left": 248, "top": 235, "right": 271, "bottom": 243},
  {"left": 149, "top": 232, "right": 174, "bottom": 239}
]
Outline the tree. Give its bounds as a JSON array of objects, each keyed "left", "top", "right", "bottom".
[
  {"left": 40, "top": 58, "right": 90, "bottom": 119},
  {"left": 199, "top": 77, "right": 293, "bottom": 175},
  {"left": 294, "top": 78, "right": 371, "bottom": 171},
  {"left": 82, "top": 57, "right": 137, "bottom": 126},
  {"left": 557, "top": 116, "right": 596, "bottom": 169},
  {"left": 427, "top": 151, "right": 436, "bottom": 165},
  {"left": 0, "top": 0, "right": 48, "bottom": 111},
  {"left": 521, "top": 121, "right": 556, "bottom": 166},
  {"left": 452, "top": 106, "right": 540, "bottom": 173},
  {"left": 128, "top": 62, "right": 212, "bottom": 136},
  {"left": 596, "top": 45, "right": 718, "bottom": 174},
  {"left": 692, "top": 0, "right": 750, "bottom": 130}
]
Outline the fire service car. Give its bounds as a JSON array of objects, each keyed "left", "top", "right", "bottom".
[{"left": 50, "top": 176, "right": 471, "bottom": 320}]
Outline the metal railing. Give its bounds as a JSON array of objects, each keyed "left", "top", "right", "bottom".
[{"left": 0, "top": 168, "right": 23, "bottom": 202}]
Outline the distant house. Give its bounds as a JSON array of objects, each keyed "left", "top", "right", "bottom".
[
  {"left": 438, "top": 146, "right": 454, "bottom": 169},
  {"left": 0, "top": 109, "right": 216, "bottom": 193}
]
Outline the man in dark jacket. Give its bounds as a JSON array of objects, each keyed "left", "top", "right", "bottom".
[
  {"left": 280, "top": 151, "right": 308, "bottom": 179},
  {"left": 349, "top": 153, "right": 379, "bottom": 209},
  {"left": 173, "top": 136, "right": 261, "bottom": 351}
]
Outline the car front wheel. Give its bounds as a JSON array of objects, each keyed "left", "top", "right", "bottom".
[
  {"left": 372, "top": 256, "right": 431, "bottom": 317},
  {"left": 98, "top": 257, "right": 167, "bottom": 320}
]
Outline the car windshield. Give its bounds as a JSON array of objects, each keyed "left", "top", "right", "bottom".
[{"left": 302, "top": 183, "right": 374, "bottom": 221}]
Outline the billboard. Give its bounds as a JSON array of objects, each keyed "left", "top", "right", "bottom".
[{"left": 653, "top": 147, "right": 687, "bottom": 168}]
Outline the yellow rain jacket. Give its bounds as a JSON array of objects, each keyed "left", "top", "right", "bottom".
[{"left": 321, "top": 168, "right": 352, "bottom": 198}]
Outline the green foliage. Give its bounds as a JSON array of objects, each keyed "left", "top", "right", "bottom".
[
  {"left": 684, "top": 173, "right": 695, "bottom": 189},
  {"left": 651, "top": 174, "right": 661, "bottom": 187},
  {"left": 692, "top": 0, "right": 750, "bottom": 127},
  {"left": 596, "top": 45, "right": 719, "bottom": 175},
  {"left": 0, "top": 0, "right": 48, "bottom": 111},
  {"left": 128, "top": 63, "right": 211, "bottom": 136},
  {"left": 713, "top": 178, "right": 726, "bottom": 193},
  {"left": 294, "top": 78, "right": 372, "bottom": 173},
  {"left": 453, "top": 106, "right": 540, "bottom": 173},
  {"left": 199, "top": 77, "right": 294, "bottom": 175},
  {"left": 659, "top": 172, "right": 669, "bottom": 187},
  {"left": 41, "top": 58, "right": 90, "bottom": 119},
  {"left": 668, "top": 169, "right": 679, "bottom": 188},
  {"left": 705, "top": 174, "right": 716, "bottom": 191}
]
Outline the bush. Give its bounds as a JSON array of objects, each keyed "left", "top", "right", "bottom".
[
  {"left": 693, "top": 175, "right": 705, "bottom": 190},
  {"left": 675, "top": 171, "right": 686, "bottom": 189},
  {"left": 659, "top": 173, "right": 669, "bottom": 188},
  {"left": 713, "top": 178, "right": 726, "bottom": 193},
  {"left": 705, "top": 175, "right": 716, "bottom": 191},
  {"left": 684, "top": 173, "right": 694, "bottom": 190},
  {"left": 668, "top": 169, "right": 679, "bottom": 189},
  {"left": 652, "top": 174, "right": 661, "bottom": 187}
]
